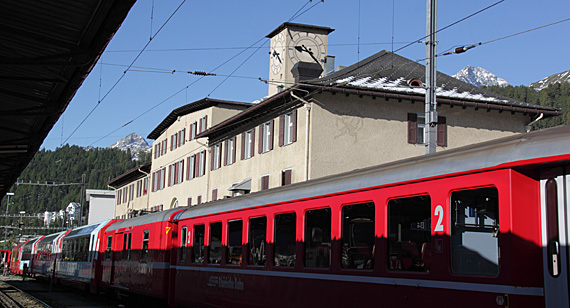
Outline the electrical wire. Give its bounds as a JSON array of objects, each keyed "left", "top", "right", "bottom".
[
  {"left": 61, "top": 0, "right": 187, "bottom": 146},
  {"left": 88, "top": 0, "right": 324, "bottom": 148}
]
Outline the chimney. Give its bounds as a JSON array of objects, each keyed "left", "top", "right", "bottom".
[{"left": 291, "top": 62, "right": 324, "bottom": 83}]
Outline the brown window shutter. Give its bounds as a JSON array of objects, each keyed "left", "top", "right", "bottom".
[
  {"left": 282, "top": 169, "right": 292, "bottom": 186},
  {"left": 407, "top": 113, "right": 418, "bottom": 144},
  {"left": 186, "top": 157, "right": 190, "bottom": 180},
  {"left": 212, "top": 188, "right": 217, "bottom": 201},
  {"left": 269, "top": 120, "right": 274, "bottom": 150},
  {"left": 223, "top": 140, "right": 228, "bottom": 166},
  {"left": 202, "top": 151, "right": 206, "bottom": 175},
  {"left": 194, "top": 154, "right": 199, "bottom": 178},
  {"left": 187, "top": 197, "right": 192, "bottom": 207},
  {"left": 258, "top": 124, "right": 263, "bottom": 154},
  {"left": 292, "top": 109, "right": 298, "bottom": 142},
  {"left": 168, "top": 165, "right": 172, "bottom": 187},
  {"left": 279, "top": 115, "right": 285, "bottom": 146},
  {"left": 232, "top": 136, "right": 237, "bottom": 163},
  {"left": 210, "top": 147, "right": 215, "bottom": 171},
  {"left": 261, "top": 175, "right": 269, "bottom": 190},
  {"left": 437, "top": 116, "right": 447, "bottom": 147},
  {"left": 204, "top": 115, "right": 207, "bottom": 130},
  {"left": 241, "top": 132, "right": 245, "bottom": 160},
  {"left": 251, "top": 129, "right": 255, "bottom": 157}
]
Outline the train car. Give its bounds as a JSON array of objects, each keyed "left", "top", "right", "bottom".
[
  {"left": 168, "top": 126, "right": 570, "bottom": 308},
  {"left": 31, "top": 230, "right": 70, "bottom": 279},
  {"left": 22, "top": 236, "right": 45, "bottom": 276},
  {"left": 0, "top": 249, "right": 11, "bottom": 273},
  {"left": 10, "top": 241, "right": 28, "bottom": 274},
  {"left": 56, "top": 219, "right": 117, "bottom": 293},
  {"left": 100, "top": 208, "right": 185, "bottom": 299}
]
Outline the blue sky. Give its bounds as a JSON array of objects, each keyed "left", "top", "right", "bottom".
[{"left": 41, "top": 0, "right": 570, "bottom": 150}]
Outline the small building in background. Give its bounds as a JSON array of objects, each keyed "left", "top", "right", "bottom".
[{"left": 86, "top": 189, "right": 115, "bottom": 224}]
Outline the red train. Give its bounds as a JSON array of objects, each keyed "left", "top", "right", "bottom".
[{"left": 11, "top": 126, "right": 570, "bottom": 307}]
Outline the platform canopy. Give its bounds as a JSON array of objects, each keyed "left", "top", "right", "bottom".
[{"left": 0, "top": 0, "right": 136, "bottom": 197}]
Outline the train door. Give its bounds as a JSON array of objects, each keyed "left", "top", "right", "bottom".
[
  {"left": 110, "top": 232, "right": 122, "bottom": 286},
  {"left": 540, "top": 168, "right": 569, "bottom": 307}
]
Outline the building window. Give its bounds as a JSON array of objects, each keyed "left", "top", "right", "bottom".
[
  {"left": 241, "top": 130, "right": 254, "bottom": 160},
  {"left": 282, "top": 169, "right": 292, "bottom": 186},
  {"left": 199, "top": 115, "right": 208, "bottom": 133},
  {"left": 259, "top": 121, "right": 273, "bottom": 154},
  {"left": 341, "top": 202, "right": 375, "bottom": 269},
  {"left": 197, "top": 195, "right": 202, "bottom": 205},
  {"left": 249, "top": 216, "right": 266, "bottom": 266},
  {"left": 227, "top": 220, "right": 242, "bottom": 265},
  {"left": 451, "top": 187, "right": 499, "bottom": 276},
  {"left": 388, "top": 195, "right": 431, "bottom": 272},
  {"left": 211, "top": 143, "right": 222, "bottom": 170},
  {"left": 212, "top": 188, "right": 218, "bottom": 201},
  {"left": 407, "top": 113, "right": 447, "bottom": 146},
  {"left": 197, "top": 150, "right": 206, "bottom": 177},
  {"left": 274, "top": 213, "right": 296, "bottom": 267},
  {"left": 193, "top": 225, "right": 205, "bottom": 263},
  {"left": 279, "top": 110, "right": 297, "bottom": 146},
  {"left": 143, "top": 177, "right": 148, "bottom": 195},
  {"left": 187, "top": 155, "right": 195, "bottom": 180},
  {"left": 177, "top": 160, "right": 184, "bottom": 184},
  {"left": 305, "top": 208, "right": 331, "bottom": 268},
  {"left": 209, "top": 222, "right": 222, "bottom": 264},
  {"left": 224, "top": 137, "right": 236, "bottom": 166},
  {"left": 161, "top": 139, "right": 167, "bottom": 155},
  {"left": 187, "top": 197, "right": 192, "bottom": 207},
  {"left": 190, "top": 122, "right": 197, "bottom": 140},
  {"left": 261, "top": 175, "right": 269, "bottom": 191}
]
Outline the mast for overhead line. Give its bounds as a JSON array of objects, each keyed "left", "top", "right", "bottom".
[{"left": 425, "top": 0, "right": 438, "bottom": 154}]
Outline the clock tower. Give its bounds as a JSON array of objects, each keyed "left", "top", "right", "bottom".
[{"left": 266, "top": 22, "right": 334, "bottom": 96}]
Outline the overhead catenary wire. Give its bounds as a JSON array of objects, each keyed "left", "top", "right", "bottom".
[{"left": 62, "top": 0, "right": 187, "bottom": 146}]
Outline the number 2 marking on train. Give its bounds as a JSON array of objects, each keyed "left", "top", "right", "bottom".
[{"left": 434, "top": 205, "right": 444, "bottom": 232}]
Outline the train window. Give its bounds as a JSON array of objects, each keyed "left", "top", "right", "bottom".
[
  {"left": 249, "top": 217, "right": 266, "bottom": 266},
  {"left": 209, "top": 222, "right": 222, "bottom": 264},
  {"left": 180, "top": 226, "right": 188, "bottom": 263},
  {"left": 274, "top": 213, "right": 296, "bottom": 267},
  {"left": 141, "top": 230, "right": 149, "bottom": 260},
  {"left": 304, "top": 208, "right": 331, "bottom": 268},
  {"left": 193, "top": 225, "right": 205, "bottom": 263},
  {"left": 127, "top": 233, "right": 132, "bottom": 260},
  {"left": 451, "top": 187, "right": 499, "bottom": 276},
  {"left": 227, "top": 220, "right": 242, "bottom": 265},
  {"left": 105, "top": 236, "right": 112, "bottom": 260},
  {"left": 122, "top": 234, "right": 128, "bottom": 260},
  {"left": 388, "top": 195, "right": 431, "bottom": 272},
  {"left": 341, "top": 202, "right": 375, "bottom": 269}
]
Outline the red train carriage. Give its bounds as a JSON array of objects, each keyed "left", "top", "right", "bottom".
[
  {"left": 100, "top": 207, "right": 185, "bottom": 299},
  {"left": 56, "top": 219, "right": 118, "bottom": 293},
  {"left": 169, "top": 126, "right": 570, "bottom": 308},
  {"left": 32, "top": 230, "right": 70, "bottom": 279}
]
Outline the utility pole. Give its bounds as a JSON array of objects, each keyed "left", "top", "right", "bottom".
[
  {"left": 79, "top": 174, "right": 86, "bottom": 226},
  {"left": 3, "top": 192, "right": 13, "bottom": 249},
  {"left": 425, "top": 0, "right": 438, "bottom": 154}
]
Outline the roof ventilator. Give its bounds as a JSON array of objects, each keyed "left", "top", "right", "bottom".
[{"left": 407, "top": 78, "right": 423, "bottom": 87}]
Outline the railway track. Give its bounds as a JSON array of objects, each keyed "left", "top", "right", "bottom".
[{"left": 0, "top": 281, "right": 50, "bottom": 308}]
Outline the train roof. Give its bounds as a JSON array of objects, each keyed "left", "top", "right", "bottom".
[
  {"left": 36, "top": 231, "right": 64, "bottom": 245},
  {"left": 64, "top": 219, "right": 112, "bottom": 240},
  {"left": 178, "top": 125, "right": 570, "bottom": 220},
  {"left": 106, "top": 207, "right": 186, "bottom": 231}
]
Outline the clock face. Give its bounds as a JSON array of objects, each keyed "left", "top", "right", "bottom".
[
  {"left": 288, "top": 32, "right": 326, "bottom": 65},
  {"left": 270, "top": 33, "right": 285, "bottom": 75}
]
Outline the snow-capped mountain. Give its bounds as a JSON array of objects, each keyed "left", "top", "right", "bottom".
[
  {"left": 453, "top": 65, "right": 509, "bottom": 88},
  {"left": 109, "top": 133, "right": 151, "bottom": 155},
  {"left": 529, "top": 69, "right": 570, "bottom": 91}
]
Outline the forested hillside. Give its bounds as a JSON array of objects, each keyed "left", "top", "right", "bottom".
[
  {"left": 484, "top": 82, "right": 570, "bottom": 129},
  {"left": 5, "top": 145, "right": 151, "bottom": 216}
]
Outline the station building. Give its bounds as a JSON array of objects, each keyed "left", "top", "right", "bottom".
[{"left": 109, "top": 22, "right": 560, "bottom": 218}]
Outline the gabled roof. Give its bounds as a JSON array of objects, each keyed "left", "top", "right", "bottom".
[
  {"left": 266, "top": 22, "right": 335, "bottom": 38},
  {"left": 107, "top": 162, "right": 151, "bottom": 188},
  {"left": 147, "top": 98, "right": 251, "bottom": 140},
  {"left": 0, "top": 0, "right": 136, "bottom": 197},
  {"left": 197, "top": 50, "right": 561, "bottom": 142},
  {"left": 311, "top": 50, "right": 559, "bottom": 111}
]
